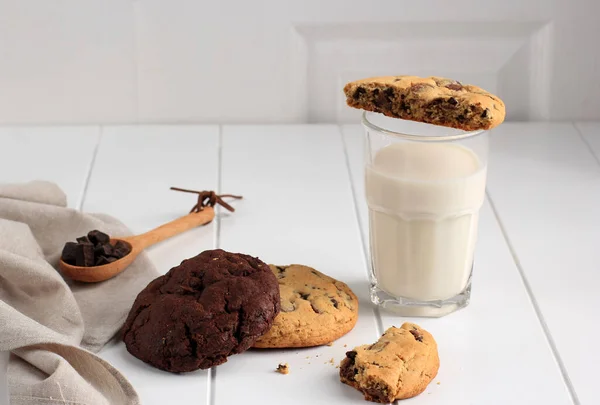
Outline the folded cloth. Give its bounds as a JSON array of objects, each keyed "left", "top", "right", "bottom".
[{"left": 0, "top": 181, "right": 160, "bottom": 405}]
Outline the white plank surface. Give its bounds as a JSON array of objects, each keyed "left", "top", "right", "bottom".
[
  {"left": 0, "top": 126, "right": 99, "bottom": 207},
  {"left": 342, "top": 124, "right": 574, "bottom": 405},
  {"left": 214, "top": 125, "right": 381, "bottom": 405},
  {"left": 4, "top": 123, "right": 598, "bottom": 405},
  {"left": 85, "top": 125, "right": 219, "bottom": 405},
  {"left": 486, "top": 122, "right": 600, "bottom": 405}
]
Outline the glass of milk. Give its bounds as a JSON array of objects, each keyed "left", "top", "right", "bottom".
[{"left": 363, "top": 112, "right": 489, "bottom": 317}]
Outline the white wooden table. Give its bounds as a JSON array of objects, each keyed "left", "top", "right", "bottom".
[{"left": 1, "top": 122, "right": 598, "bottom": 405}]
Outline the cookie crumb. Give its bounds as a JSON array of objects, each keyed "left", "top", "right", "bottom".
[
  {"left": 326, "top": 342, "right": 334, "bottom": 346},
  {"left": 329, "top": 357, "right": 335, "bottom": 365},
  {"left": 437, "top": 382, "right": 440, "bottom": 385},
  {"left": 276, "top": 363, "right": 289, "bottom": 375},
  {"left": 344, "top": 344, "right": 347, "bottom": 347}
]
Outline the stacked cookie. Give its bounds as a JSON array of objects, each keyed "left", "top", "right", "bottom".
[
  {"left": 122, "top": 249, "right": 281, "bottom": 372},
  {"left": 255, "top": 264, "right": 358, "bottom": 348},
  {"left": 122, "top": 250, "right": 359, "bottom": 372}
]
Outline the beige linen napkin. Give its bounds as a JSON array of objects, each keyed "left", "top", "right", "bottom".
[{"left": 0, "top": 181, "right": 160, "bottom": 405}]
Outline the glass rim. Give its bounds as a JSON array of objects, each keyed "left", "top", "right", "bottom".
[{"left": 361, "top": 111, "right": 485, "bottom": 142}]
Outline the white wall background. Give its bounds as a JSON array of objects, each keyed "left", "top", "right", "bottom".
[{"left": 0, "top": 0, "right": 598, "bottom": 125}]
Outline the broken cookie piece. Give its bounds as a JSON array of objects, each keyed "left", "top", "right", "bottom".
[
  {"left": 344, "top": 75, "right": 505, "bottom": 131},
  {"left": 339, "top": 323, "right": 439, "bottom": 403}
]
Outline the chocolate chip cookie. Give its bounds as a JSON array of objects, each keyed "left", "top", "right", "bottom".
[
  {"left": 122, "top": 249, "right": 280, "bottom": 372},
  {"left": 344, "top": 75, "right": 505, "bottom": 131},
  {"left": 253, "top": 264, "right": 358, "bottom": 348},
  {"left": 340, "top": 323, "right": 439, "bottom": 403}
]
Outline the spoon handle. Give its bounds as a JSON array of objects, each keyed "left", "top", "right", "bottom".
[{"left": 129, "top": 207, "right": 215, "bottom": 251}]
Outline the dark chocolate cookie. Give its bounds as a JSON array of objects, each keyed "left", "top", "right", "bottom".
[{"left": 122, "top": 249, "right": 280, "bottom": 372}]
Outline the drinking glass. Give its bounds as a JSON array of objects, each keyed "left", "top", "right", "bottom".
[{"left": 363, "top": 112, "right": 489, "bottom": 317}]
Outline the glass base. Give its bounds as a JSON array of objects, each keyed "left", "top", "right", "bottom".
[{"left": 370, "top": 281, "right": 471, "bottom": 318}]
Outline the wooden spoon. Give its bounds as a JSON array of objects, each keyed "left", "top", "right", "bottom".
[{"left": 58, "top": 207, "right": 215, "bottom": 283}]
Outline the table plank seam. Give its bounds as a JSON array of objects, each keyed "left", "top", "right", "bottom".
[
  {"left": 573, "top": 122, "right": 600, "bottom": 167},
  {"left": 486, "top": 190, "right": 580, "bottom": 405},
  {"left": 338, "top": 125, "right": 384, "bottom": 337},
  {"left": 208, "top": 124, "right": 223, "bottom": 405},
  {"left": 214, "top": 124, "right": 224, "bottom": 251},
  {"left": 77, "top": 126, "right": 102, "bottom": 211}
]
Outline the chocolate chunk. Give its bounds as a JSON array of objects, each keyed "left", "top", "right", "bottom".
[
  {"left": 95, "top": 256, "right": 118, "bottom": 265},
  {"left": 410, "top": 329, "right": 424, "bottom": 342},
  {"left": 346, "top": 350, "right": 357, "bottom": 360},
  {"left": 94, "top": 243, "right": 114, "bottom": 257},
  {"left": 457, "top": 114, "right": 466, "bottom": 122},
  {"left": 353, "top": 87, "right": 366, "bottom": 100},
  {"left": 75, "top": 243, "right": 95, "bottom": 267},
  {"left": 331, "top": 298, "right": 339, "bottom": 308},
  {"left": 112, "top": 240, "right": 131, "bottom": 258},
  {"left": 114, "top": 240, "right": 129, "bottom": 251},
  {"left": 61, "top": 242, "right": 79, "bottom": 265},
  {"left": 61, "top": 230, "right": 122, "bottom": 267},
  {"left": 88, "top": 230, "right": 110, "bottom": 245},
  {"left": 76, "top": 236, "right": 91, "bottom": 244},
  {"left": 383, "top": 87, "right": 394, "bottom": 98},
  {"left": 95, "top": 256, "right": 111, "bottom": 266},
  {"left": 446, "top": 83, "right": 463, "bottom": 91},
  {"left": 374, "top": 92, "right": 391, "bottom": 109},
  {"left": 340, "top": 357, "right": 358, "bottom": 382},
  {"left": 481, "top": 108, "right": 489, "bottom": 118},
  {"left": 448, "top": 97, "right": 458, "bottom": 105}
]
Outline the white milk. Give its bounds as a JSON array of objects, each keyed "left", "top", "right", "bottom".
[{"left": 366, "top": 141, "right": 487, "bottom": 302}]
